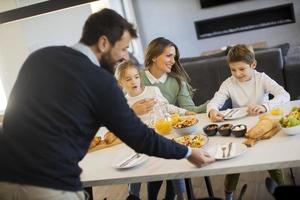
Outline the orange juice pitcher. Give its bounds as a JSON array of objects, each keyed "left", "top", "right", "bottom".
[{"left": 151, "top": 102, "right": 172, "bottom": 135}]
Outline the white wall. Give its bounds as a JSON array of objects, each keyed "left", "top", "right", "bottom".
[
  {"left": 0, "top": 20, "right": 29, "bottom": 97},
  {"left": 0, "top": 4, "right": 92, "bottom": 97},
  {"left": 132, "top": 0, "right": 300, "bottom": 57}
]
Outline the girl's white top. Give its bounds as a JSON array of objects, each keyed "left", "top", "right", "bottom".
[{"left": 126, "top": 86, "right": 187, "bottom": 124}]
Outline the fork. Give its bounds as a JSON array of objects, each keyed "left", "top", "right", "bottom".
[{"left": 222, "top": 147, "right": 226, "bottom": 158}]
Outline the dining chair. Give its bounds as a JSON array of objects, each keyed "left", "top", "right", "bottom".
[{"left": 265, "top": 177, "right": 300, "bottom": 200}]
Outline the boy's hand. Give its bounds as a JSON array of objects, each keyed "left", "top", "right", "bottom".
[
  {"left": 209, "top": 109, "right": 224, "bottom": 122},
  {"left": 185, "top": 111, "right": 196, "bottom": 115},
  {"left": 247, "top": 105, "right": 267, "bottom": 115}
]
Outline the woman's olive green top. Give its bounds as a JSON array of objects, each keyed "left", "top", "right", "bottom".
[{"left": 140, "top": 70, "right": 207, "bottom": 113}]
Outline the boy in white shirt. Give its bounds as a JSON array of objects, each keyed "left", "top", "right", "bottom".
[
  {"left": 115, "top": 60, "right": 194, "bottom": 200},
  {"left": 207, "top": 44, "right": 290, "bottom": 121},
  {"left": 207, "top": 44, "right": 290, "bottom": 200}
]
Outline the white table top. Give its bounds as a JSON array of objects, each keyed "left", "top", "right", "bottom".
[{"left": 80, "top": 100, "right": 300, "bottom": 187}]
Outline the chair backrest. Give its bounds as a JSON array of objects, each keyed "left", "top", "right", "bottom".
[{"left": 273, "top": 185, "right": 300, "bottom": 200}]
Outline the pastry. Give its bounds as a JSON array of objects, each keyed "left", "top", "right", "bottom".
[
  {"left": 104, "top": 131, "right": 117, "bottom": 144},
  {"left": 89, "top": 136, "right": 101, "bottom": 149}
]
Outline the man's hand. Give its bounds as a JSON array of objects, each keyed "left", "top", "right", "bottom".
[
  {"left": 209, "top": 109, "right": 224, "bottom": 122},
  {"left": 131, "top": 98, "right": 156, "bottom": 115},
  {"left": 187, "top": 149, "right": 215, "bottom": 167},
  {"left": 247, "top": 104, "right": 267, "bottom": 116}
]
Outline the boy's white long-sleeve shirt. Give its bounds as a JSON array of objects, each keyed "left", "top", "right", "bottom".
[
  {"left": 207, "top": 70, "right": 290, "bottom": 113},
  {"left": 126, "top": 86, "right": 187, "bottom": 124}
]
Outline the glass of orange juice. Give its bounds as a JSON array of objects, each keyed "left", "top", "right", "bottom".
[
  {"left": 171, "top": 113, "right": 180, "bottom": 126},
  {"left": 271, "top": 107, "right": 283, "bottom": 116}
]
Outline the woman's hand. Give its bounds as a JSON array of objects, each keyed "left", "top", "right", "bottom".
[
  {"left": 209, "top": 109, "right": 224, "bottom": 122},
  {"left": 187, "top": 149, "right": 215, "bottom": 167},
  {"left": 131, "top": 98, "right": 156, "bottom": 116},
  {"left": 185, "top": 111, "right": 196, "bottom": 115},
  {"left": 247, "top": 105, "right": 267, "bottom": 116}
]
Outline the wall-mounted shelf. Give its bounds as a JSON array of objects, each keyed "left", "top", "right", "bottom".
[
  {"left": 0, "top": 0, "right": 97, "bottom": 24},
  {"left": 194, "top": 3, "right": 295, "bottom": 39}
]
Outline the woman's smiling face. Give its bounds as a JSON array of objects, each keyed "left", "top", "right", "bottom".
[{"left": 152, "top": 46, "right": 176, "bottom": 74}]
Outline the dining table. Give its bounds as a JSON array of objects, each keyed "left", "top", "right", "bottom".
[{"left": 80, "top": 100, "right": 300, "bottom": 199}]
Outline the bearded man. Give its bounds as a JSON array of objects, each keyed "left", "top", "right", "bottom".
[{"left": 0, "top": 8, "right": 214, "bottom": 200}]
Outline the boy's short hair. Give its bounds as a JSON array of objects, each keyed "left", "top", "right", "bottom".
[{"left": 227, "top": 44, "right": 255, "bottom": 65}]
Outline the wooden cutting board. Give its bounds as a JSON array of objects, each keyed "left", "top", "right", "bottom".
[{"left": 88, "top": 138, "right": 123, "bottom": 153}]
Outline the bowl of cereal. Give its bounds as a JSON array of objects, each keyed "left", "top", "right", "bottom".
[
  {"left": 231, "top": 124, "right": 247, "bottom": 137},
  {"left": 218, "top": 123, "right": 233, "bottom": 136},
  {"left": 203, "top": 124, "right": 218, "bottom": 136},
  {"left": 173, "top": 116, "right": 199, "bottom": 136}
]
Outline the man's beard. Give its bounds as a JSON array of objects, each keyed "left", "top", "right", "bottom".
[{"left": 100, "top": 52, "right": 124, "bottom": 74}]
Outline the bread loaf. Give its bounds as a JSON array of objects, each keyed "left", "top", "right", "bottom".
[
  {"left": 243, "top": 119, "right": 280, "bottom": 147},
  {"left": 261, "top": 125, "right": 280, "bottom": 139},
  {"left": 246, "top": 119, "right": 276, "bottom": 139}
]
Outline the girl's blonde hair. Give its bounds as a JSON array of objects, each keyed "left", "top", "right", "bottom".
[
  {"left": 144, "top": 37, "right": 194, "bottom": 96},
  {"left": 114, "top": 60, "right": 140, "bottom": 82},
  {"left": 227, "top": 44, "right": 255, "bottom": 65}
]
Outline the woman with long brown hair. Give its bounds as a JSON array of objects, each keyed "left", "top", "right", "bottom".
[{"left": 130, "top": 37, "right": 208, "bottom": 200}]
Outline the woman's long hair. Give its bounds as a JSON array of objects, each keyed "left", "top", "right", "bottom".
[{"left": 144, "top": 37, "right": 194, "bottom": 96}]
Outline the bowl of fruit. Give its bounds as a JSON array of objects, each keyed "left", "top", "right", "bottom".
[{"left": 279, "top": 107, "right": 300, "bottom": 136}]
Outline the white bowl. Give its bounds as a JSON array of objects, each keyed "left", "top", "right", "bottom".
[
  {"left": 173, "top": 133, "right": 209, "bottom": 148},
  {"left": 281, "top": 125, "right": 300, "bottom": 136},
  {"left": 173, "top": 121, "right": 199, "bottom": 136}
]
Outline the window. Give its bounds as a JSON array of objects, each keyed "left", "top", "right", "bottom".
[
  {"left": 90, "top": 0, "right": 144, "bottom": 64},
  {"left": 0, "top": 79, "right": 7, "bottom": 112}
]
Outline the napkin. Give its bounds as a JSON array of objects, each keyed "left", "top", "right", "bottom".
[{"left": 231, "top": 109, "right": 240, "bottom": 118}]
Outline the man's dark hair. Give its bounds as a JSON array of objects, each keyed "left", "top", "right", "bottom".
[{"left": 80, "top": 8, "right": 137, "bottom": 46}]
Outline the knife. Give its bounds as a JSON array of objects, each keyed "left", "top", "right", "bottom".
[
  {"left": 118, "top": 153, "right": 140, "bottom": 168},
  {"left": 227, "top": 109, "right": 239, "bottom": 118},
  {"left": 224, "top": 109, "right": 235, "bottom": 118},
  {"left": 227, "top": 142, "right": 233, "bottom": 157}
]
